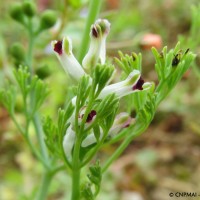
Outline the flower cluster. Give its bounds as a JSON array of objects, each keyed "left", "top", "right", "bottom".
[{"left": 52, "top": 19, "right": 153, "bottom": 160}]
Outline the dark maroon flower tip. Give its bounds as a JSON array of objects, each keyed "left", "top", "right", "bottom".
[
  {"left": 132, "top": 77, "right": 144, "bottom": 90},
  {"left": 86, "top": 110, "right": 97, "bottom": 123},
  {"left": 54, "top": 40, "right": 63, "bottom": 55},
  {"left": 92, "top": 26, "right": 98, "bottom": 38}
]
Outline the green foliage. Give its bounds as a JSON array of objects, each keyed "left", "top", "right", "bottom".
[
  {"left": 76, "top": 75, "right": 91, "bottom": 109},
  {"left": 95, "top": 94, "right": 119, "bottom": 127},
  {"left": 13, "top": 67, "right": 30, "bottom": 100},
  {"left": 115, "top": 51, "right": 142, "bottom": 74},
  {"left": 43, "top": 102, "right": 74, "bottom": 159},
  {"left": 81, "top": 161, "right": 102, "bottom": 200},
  {"left": 30, "top": 76, "right": 49, "bottom": 114},
  {"left": 1, "top": 66, "right": 49, "bottom": 120},
  {"left": 0, "top": 85, "right": 16, "bottom": 115},
  {"left": 93, "top": 64, "right": 115, "bottom": 98},
  {"left": 12, "top": 66, "right": 49, "bottom": 116},
  {"left": 152, "top": 42, "right": 196, "bottom": 104}
]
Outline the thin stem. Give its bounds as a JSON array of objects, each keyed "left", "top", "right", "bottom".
[
  {"left": 35, "top": 172, "right": 53, "bottom": 200},
  {"left": 10, "top": 114, "right": 25, "bottom": 135},
  {"left": 33, "top": 113, "right": 51, "bottom": 167},
  {"left": 71, "top": 137, "right": 82, "bottom": 200},
  {"left": 11, "top": 114, "right": 49, "bottom": 168},
  {"left": 27, "top": 18, "right": 34, "bottom": 76},
  {"left": 25, "top": 17, "right": 53, "bottom": 200},
  {"left": 78, "top": 0, "right": 102, "bottom": 62},
  {"left": 81, "top": 129, "right": 109, "bottom": 167}
]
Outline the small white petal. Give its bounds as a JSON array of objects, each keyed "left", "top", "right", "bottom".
[
  {"left": 82, "top": 130, "right": 103, "bottom": 147},
  {"left": 62, "top": 125, "right": 76, "bottom": 160}
]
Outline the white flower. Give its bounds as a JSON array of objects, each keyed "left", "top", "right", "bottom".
[
  {"left": 109, "top": 112, "right": 135, "bottom": 136},
  {"left": 98, "top": 70, "right": 152, "bottom": 99},
  {"left": 82, "top": 19, "right": 110, "bottom": 69},
  {"left": 62, "top": 125, "right": 75, "bottom": 160},
  {"left": 81, "top": 129, "right": 103, "bottom": 148},
  {"left": 52, "top": 37, "right": 87, "bottom": 81}
]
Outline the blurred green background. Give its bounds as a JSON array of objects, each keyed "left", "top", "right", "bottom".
[{"left": 1, "top": 0, "right": 200, "bottom": 200}]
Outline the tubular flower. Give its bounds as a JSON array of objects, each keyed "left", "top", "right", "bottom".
[
  {"left": 109, "top": 112, "right": 135, "bottom": 136},
  {"left": 98, "top": 70, "right": 153, "bottom": 99},
  {"left": 81, "top": 112, "right": 134, "bottom": 148},
  {"left": 82, "top": 19, "right": 110, "bottom": 69},
  {"left": 62, "top": 125, "right": 75, "bottom": 160},
  {"left": 51, "top": 37, "right": 86, "bottom": 81}
]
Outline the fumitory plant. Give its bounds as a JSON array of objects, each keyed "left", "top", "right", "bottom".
[
  {"left": 0, "top": 1, "right": 196, "bottom": 200},
  {"left": 49, "top": 19, "right": 195, "bottom": 200}
]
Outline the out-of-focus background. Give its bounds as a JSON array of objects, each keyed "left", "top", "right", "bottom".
[{"left": 1, "top": 0, "right": 200, "bottom": 200}]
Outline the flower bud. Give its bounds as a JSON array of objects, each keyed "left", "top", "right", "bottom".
[
  {"left": 22, "top": 1, "right": 36, "bottom": 18},
  {"left": 10, "top": 43, "right": 25, "bottom": 61},
  {"left": 52, "top": 37, "right": 87, "bottom": 81},
  {"left": 10, "top": 3, "right": 25, "bottom": 24},
  {"left": 40, "top": 10, "right": 57, "bottom": 30},
  {"left": 82, "top": 19, "right": 110, "bottom": 69},
  {"left": 109, "top": 112, "right": 135, "bottom": 136},
  {"left": 62, "top": 125, "right": 75, "bottom": 160}
]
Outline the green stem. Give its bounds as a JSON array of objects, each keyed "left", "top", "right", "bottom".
[
  {"left": 25, "top": 17, "right": 53, "bottom": 200},
  {"left": 35, "top": 172, "right": 53, "bottom": 200},
  {"left": 33, "top": 113, "right": 51, "bottom": 168},
  {"left": 27, "top": 19, "right": 34, "bottom": 76},
  {"left": 81, "top": 129, "right": 109, "bottom": 167},
  {"left": 78, "top": 0, "right": 102, "bottom": 62},
  {"left": 102, "top": 124, "right": 147, "bottom": 173},
  {"left": 11, "top": 114, "right": 25, "bottom": 135},
  {"left": 71, "top": 137, "right": 82, "bottom": 200}
]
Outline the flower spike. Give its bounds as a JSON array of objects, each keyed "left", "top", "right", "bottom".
[
  {"left": 52, "top": 37, "right": 86, "bottom": 81},
  {"left": 82, "top": 19, "right": 110, "bottom": 69}
]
